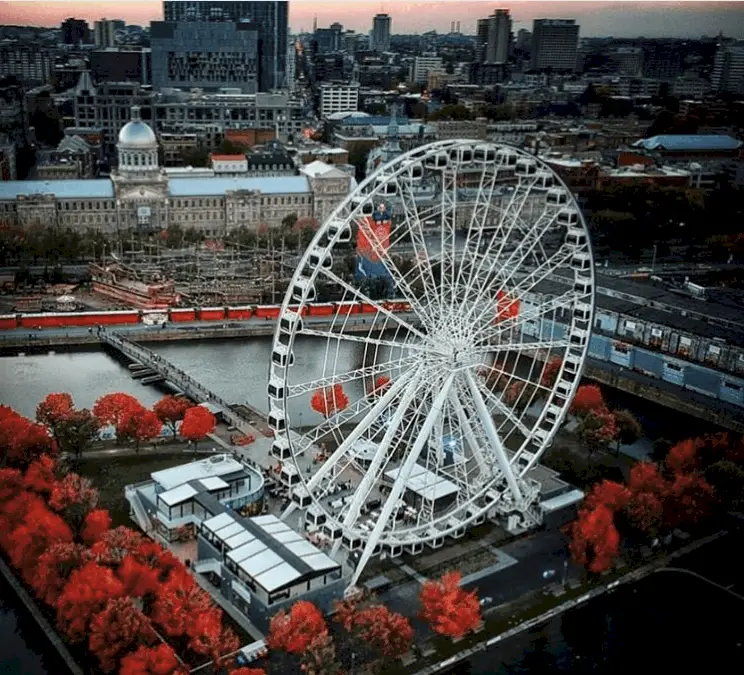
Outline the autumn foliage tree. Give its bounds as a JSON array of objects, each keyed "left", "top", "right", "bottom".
[
  {"left": 540, "top": 356, "right": 562, "bottom": 388},
  {"left": 179, "top": 406, "right": 216, "bottom": 451},
  {"left": 419, "top": 572, "right": 481, "bottom": 639},
  {"left": 92, "top": 392, "right": 142, "bottom": 429},
  {"left": 118, "top": 407, "right": 163, "bottom": 453},
  {"left": 576, "top": 407, "right": 618, "bottom": 454},
  {"left": 89, "top": 597, "right": 157, "bottom": 672},
  {"left": 119, "top": 644, "right": 186, "bottom": 675},
  {"left": 570, "top": 384, "right": 605, "bottom": 417},
  {"left": 370, "top": 375, "right": 391, "bottom": 396},
  {"left": 36, "top": 392, "right": 74, "bottom": 433},
  {"left": 0, "top": 405, "right": 57, "bottom": 468},
  {"left": 568, "top": 504, "right": 621, "bottom": 573},
  {"left": 310, "top": 384, "right": 349, "bottom": 417},
  {"left": 267, "top": 600, "right": 329, "bottom": 655},
  {"left": 153, "top": 395, "right": 192, "bottom": 438},
  {"left": 350, "top": 603, "right": 414, "bottom": 658}
]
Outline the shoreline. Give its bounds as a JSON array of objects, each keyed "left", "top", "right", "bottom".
[{"left": 0, "top": 556, "right": 83, "bottom": 675}]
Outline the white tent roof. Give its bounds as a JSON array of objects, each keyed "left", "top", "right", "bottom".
[
  {"left": 159, "top": 484, "right": 197, "bottom": 506},
  {"left": 385, "top": 464, "right": 459, "bottom": 502}
]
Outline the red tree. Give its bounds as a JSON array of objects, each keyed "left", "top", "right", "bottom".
[
  {"left": 36, "top": 392, "right": 74, "bottom": 433},
  {"left": 186, "top": 607, "right": 240, "bottom": 667},
  {"left": 119, "top": 644, "right": 186, "bottom": 675},
  {"left": 118, "top": 407, "right": 163, "bottom": 453},
  {"left": 23, "top": 454, "right": 58, "bottom": 494},
  {"left": 8, "top": 500, "right": 74, "bottom": 583},
  {"left": 267, "top": 600, "right": 328, "bottom": 655},
  {"left": 583, "top": 479, "right": 631, "bottom": 512},
  {"left": 310, "top": 384, "right": 349, "bottom": 417},
  {"left": 664, "top": 473, "right": 717, "bottom": 529},
  {"left": 89, "top": 597, "right": 157, "bottom": 672},
  {"left": 626, "top": 491, "right": 665, "bottom": 534},
  {"left": 30, "top": 541, "right": 91, "bottom": 606},
  {"left": 55, "top": 561, "right": 125, "bottom": 642},
  {"left": 666, "top": 438, "right": 703, "bottom": 475},
  {"left": 117, "top": 555, "right": 161, "bottom": 598},
  {"left": 0, "top": 406, "right": 57, "bottom": 468},
  {"left": 180, "top": 406, "right": 216, "bottom": 451},
  {"left": 568, "top": 504, "right": 621, "bottom": 573},
  {"left": 82, "top": 509, "right": 112, "bottom": 545},
  {"left": 152, "top": 567, "right": 213, "bottom": 637},
  {"left": 49, "top": 472, "right": 99, "bottom": 534},
  {"left": 419, "top": 572, "right": 481, "bottom": 639},
  {"left": 540, "top": 356, "right": 562, "bottom": 388},
  {"left": 352, "top": 604, "right": 414, "bottom": 658},
  {"left": 628, "top": 461, "right": 667, "bottom": 494},
  {"left": 576, "top": 407, "right": 618, "bottom": 454},
  {"left": 90, "top": 526, "right": 146, "bottom": 567},
  {"left": 370, "top": 376, "right": 391, "bottom": 396},
  {"left": 229, "top": 669, "right": 266, "bottom": 675},
  {"left": 153, "top": 396, "right": 191, "bottom": 438},
  {"left": 570, "top": 384, "right": 605, "bottom": 416},
  {"left": 93, "top": 392, "right": 142, "bottom": 428}
]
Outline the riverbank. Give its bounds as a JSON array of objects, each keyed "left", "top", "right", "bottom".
[
  {"left": 0, "top": 557, "right": 82, "bottom": 675},
  {"left": 409, "top": 528, "right": 729, "bottom": 675}
]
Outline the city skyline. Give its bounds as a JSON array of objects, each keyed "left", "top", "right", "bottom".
[{"left": 0, "top": 0, "right": 743, "bottom": 38}]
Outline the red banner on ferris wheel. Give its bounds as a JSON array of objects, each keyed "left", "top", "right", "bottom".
[{"left": 356, "top": 206, "right": 391, "bottom": 263}]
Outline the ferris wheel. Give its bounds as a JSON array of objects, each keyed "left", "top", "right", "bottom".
[{"left": 268, "top": 140, "right": 594, "bottom": 587}]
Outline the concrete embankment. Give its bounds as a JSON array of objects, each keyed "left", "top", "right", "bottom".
[
  {"left": 0, "top": 556, "right": 83, "bottom": 675},
  {"left": 0, "top": 320, "right": 377, "bottom": 352}
]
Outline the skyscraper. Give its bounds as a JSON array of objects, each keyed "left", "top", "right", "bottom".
[
  {"left": 61, "top": 18, "right": 89, "bottom": 45},
  {"left": 161, "top": 1, "right": 288, "bottom": 91},
  {"left": 486, "top": 9, "right": 511, "bottom": 64},
  {"left": 712, "top": 42, "right": 744, "bottom": 95},
  {"left": 530, "top": 19, "right": 579, "bottom": 72},
  {"left": 372, "top": 13, "right": 391, "bottom": 53},
  {"left": 93, "top": 19, "right": 117, "bottom": 48}
]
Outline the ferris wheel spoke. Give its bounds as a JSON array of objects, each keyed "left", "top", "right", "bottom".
[
  {"left": 449, "top": 387, "right": 494, "bottom": 481},
  {"left": 299, "top": 327, "right": 433, "bottom": 355},
  {"left": 339, "top": 372, "right": 426, "bottom": 531},
  {"left": 478, "top": 362, "right": 552, "bottom": 398},
  {"left": 293, "top": 370, "right": 417, "bottom": 497},
  {"left": 464, "top": 370, "right": 522, "bottom": 502},
  {"left": 477, "top": 288, "right": 577, "bottom": 345},
  {"left": 349, "top": 372, "right": 456, "bottom": 587},
  {"left": 318, "top": 266, "right": 431, "bottom": 340},
  {"left": 476, "top": 338, "right": 570, "bottom": 358},
  {"left": 466, "top": 245, "right": 574, "bottom": 336},
  {"left": 285, "top": 356, "right": 419, "bottom": 397},
  {"left": 472, "top": 376, "right": 532, "bottom": 439}
]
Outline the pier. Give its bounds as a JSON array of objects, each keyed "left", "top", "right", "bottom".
[{"left": 100, "top": 330, "right": 261, "bottom": 435}]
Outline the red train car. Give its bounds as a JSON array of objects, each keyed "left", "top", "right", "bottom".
[
  {"left": 254, "top": 305, "right": 281, "bottom": 320},
  {"left": 97, "top": 311, "right": 140, "bottom": 325},
  {"left": 0, "top": 314, "right": 18, "bottom": 329},
  {"left": 335, "top": 301, "right": 361, "bottom": 316},
  {"left": 359, "top": 302, "right": 378, "bottom": 314},
  {"left": 170, "top": 308, "right": 197, "bottom": 322},
  {"left": 308, "top": 303, "right": 334, "bottom": 316},
  {"left": 199, "top": 307, "right": 226, "bottom": 321},
  {"left": 226, "top": 306, "right": 253, "bottom": 320}
]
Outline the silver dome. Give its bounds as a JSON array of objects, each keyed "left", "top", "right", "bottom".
[{"left": 117, "top": 106, "right": 157, "bottom": 148}]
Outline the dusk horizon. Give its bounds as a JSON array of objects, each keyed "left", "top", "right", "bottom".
[{"left": 0, "top": 0, "right": 743, "bottom": 38}]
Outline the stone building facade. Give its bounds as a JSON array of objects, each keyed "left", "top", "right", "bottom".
[{"left": 0, "top": 108, "right": 350, "bottom": 235}]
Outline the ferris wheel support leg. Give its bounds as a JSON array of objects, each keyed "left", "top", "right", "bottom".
[
  {"left": 348, "top": 373, "right": 456, "bottom": 589},
  {"left": 450, "top": 389, "right": 490, "bottom": 479},
  {"left": 341, "top": 372, "right": 424, "bottom": 531},
  {"left": 464, "top": 370, "right": 523, "bottom": 503}
]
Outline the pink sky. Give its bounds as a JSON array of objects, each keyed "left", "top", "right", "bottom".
[{"left": 0, "top": 1, "right": 742, "bottom": 37}]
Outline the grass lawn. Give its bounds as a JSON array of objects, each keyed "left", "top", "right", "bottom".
[{"left": 74, "top": 452, "right": 189, "bottom": 527}]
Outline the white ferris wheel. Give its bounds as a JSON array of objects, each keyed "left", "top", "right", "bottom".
[{"left": 268, "top": 140, "right": 595, "bottom": 587}]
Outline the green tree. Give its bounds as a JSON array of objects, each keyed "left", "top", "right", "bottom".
[
  {"left": 282, "top": 213, "right": 299, "bottom": 230},
  {"left": 705, "top": 460, "right": 744, "bottom": 509}
]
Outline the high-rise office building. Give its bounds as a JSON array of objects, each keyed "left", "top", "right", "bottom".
[
  {"left": 61, "top": 18, "right": 89, "bottom": 45},
  {"left": 151, "top": 21, "right": 259, "bottom": 93},
  {"left": 712, "top": 42, "right": 744, "bottom": 95},
  {"left": 94, "top": 19, "right": 118, "bottom": 48},
  {"left": 161, "top": 1, "right": 288, "bottom": 90},
  {"left": 315, "top": 22, "right": 344, "bottom": 54},
  {"left": 530, "top": 19, "right": 579, "bottom": 72},
  {"left": 476, "top": 9, "right": 511, "bottom": 64},
  {"left": 371, "top": 13, "right": 391, "bottom": 53}
]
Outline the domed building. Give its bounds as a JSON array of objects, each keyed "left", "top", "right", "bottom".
[
  {"left": 0, "top": 107, "right": 353, "bottom": 236},
  {"left": 116, "top": 106, "right": 159, "bottom": 176}
]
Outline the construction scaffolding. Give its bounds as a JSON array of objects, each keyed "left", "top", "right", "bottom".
[{"left": 90, "top": 236, "right": 301, "bottom": 307}]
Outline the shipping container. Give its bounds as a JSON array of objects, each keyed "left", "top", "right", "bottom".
[
  {"left": 307, "top": 303, "right": 334, "bottom": 316},
  {"left": 170, "top": 308, "right": 197, "bottom": 322},
  {"left": 226, "top": 306, "right": 254, "bottom": 320},
  {"left": 0, "top": 314, "right": 18, "bottom": 329},
  {"left": 199, "top": 307, "right": 226, "bottom": 321},
  {"left": 255, "top": 305, "right": 281, "bottom": 319}
]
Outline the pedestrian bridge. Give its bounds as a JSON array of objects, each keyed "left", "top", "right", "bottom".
[{"left": 99, "top": 330, "right": 258, "bottom": 436}]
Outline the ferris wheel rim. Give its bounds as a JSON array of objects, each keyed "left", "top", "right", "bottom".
[{"left": 268, "top": 139, "right": 594, "bottom": 563}]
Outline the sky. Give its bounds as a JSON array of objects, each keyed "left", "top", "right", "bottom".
[{"left": 0, "top": 0, "right": 743, "bottom": 38}]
